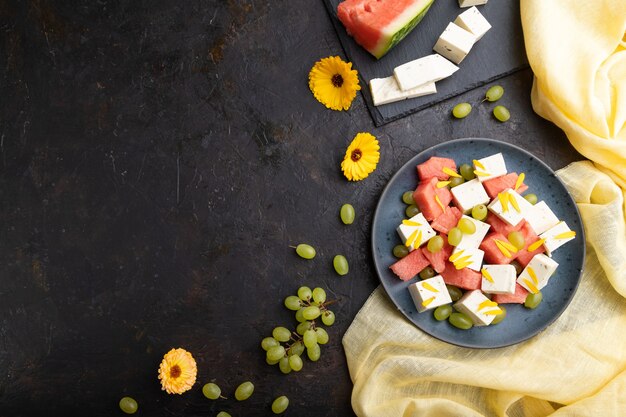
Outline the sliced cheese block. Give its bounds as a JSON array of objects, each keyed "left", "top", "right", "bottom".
[
  {"left": 458, "top": 0, "right": 488, "bottom": 7},
  {"left": 370, "top": 76, "right": 436, "bottom": 106},
  {"left": 433, "top": 22, "right": 477, "bottom": 64},
  {"left": 393, "top": 54, "right": 459, "bottom": 91},
  {"left": 454, "top": 6, "right": 492, "bottom": 40}
]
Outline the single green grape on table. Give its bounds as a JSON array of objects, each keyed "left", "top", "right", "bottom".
[
  {"left": 524, "top": 193, "right": 538, "bottom": 205},
  {"left": 271, "top": 396, "right": 290, "bottom": 414},
  {"left": 279, "top": 357, "right": 291, "bottom": 374},
  {"left": 449, "top": 312, "right": 473, "bottom": 329},
  {"left": 459, "top": 163, "right": 476, "bottom": 180},
  {"left": 452, "top": 102, "right": 472, "bottom": 118},
  {"left": 315, "top": 327, "right": 329, "bottom": 344},
  {"left": 119, "top": 397, "right": 138, "bottom": 414},
  {"left": 272, "top": 326, "right": 291, "bottom": 342},
  {"left": 449, "top": 176, "right": 465, "bottom": 188},
  {"left": 234, "top": 381, "right": 254, "bottom": 401},
  {"left": 427, "top": 235, "right": 444, "bottom": 253},
  {"left": 458, "top": 218, "right": 476, "bottom": 234},
  {"left": 491, "top": 306, "right": 507, "bottom": 324},
  {"left": 405, "top": 204, "right": 420, "bottom": 218},
  {"left": 307, "top": 343, "right": 321, "bottom": 361},
  {"left": 288, "top": 340, "right": 304, "bottom": 357},
  {"left": 485, "top": 85, "right": 504, "bottom": 102},
  {"left": 266, "top": 345, "right": 286, "bottom": 362},
  {"left": 448, "top": 227, "right": 462, "bottom": 246},
  {"left": 340, "top": 203, "right": 355, "bottom": 225},
  {"left": 525, "top": 292, "right": 543, "bottom": 309},
  {"left": 419, "top": 266, "right": 436, "bottom": 280},
  {"left": 493, "top": 105, "right": 511, "bottom": 122},
  {"left": 284, "top": 295, "right": 301, "bottom": 311},
  {"left": 261, "top": 337, "right": 279, "bottom": 351},
  {"left": 295, "top": 308, "right": 305, "bottom": 323},
  {"left": 393, "top": 244, "right": 409, "bottom": 258},
  {"left": 295, "top": 243, "right": 316, "bottom": 259},
  {"left": 333, "top": 255, "right": 349, "bottom": 276},
  {"left": 217, "top": 412, "right": 232, "bottom": 417},
  {"left": 302, "top": 306, "right": 321, "bottom": 320},
  {"left": 446, "top": 285, "right": 463, "bottom": 301},
  {"left": 321, "top": 310, "right": 335, "bottom": 326},
  {"left": 288, "top": 354, "right": 303, "bottom": 371},
  {"left": 297, "top": 286, "right": 312, "bottom": 300},
  {"left": 303, "top": 329, "right": 318, "bottom": 348},
  {"left": 202, "top": 383, "right": 222, "bottom": 400},
  {"left": 312, "top": 287, "right": 326, "bottom": 303},
  {"left": 402, "top": 191, "right": 414, "bottom": 205},
  {"left": 508, "top": 231, "right": 526, "bottom": 250},
  {"left": 296, "top": 321, "right": 311, "bottom": 335},
  {"left": 433, "top": 305, "right": 452, "bottom": 321},
  {"left": 471, "top": 204, "right": 488, "bottom": 221}
]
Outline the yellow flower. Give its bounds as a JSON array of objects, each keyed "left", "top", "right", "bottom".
[
  {"left": 341, "top": 133, "right": 380, "bottom": 181},
  {"left": 158, "top": 348, "right": 197, "bottom": 394},
  {"left": 309, "top": 56, "right": 361, "bottom": 111}
]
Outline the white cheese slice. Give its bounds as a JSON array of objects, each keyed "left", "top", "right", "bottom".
[
  {"left": 517, "top": 254, "right": 559, "bottom": 293},
  {"left": 458, "top": 0, "right": 488, "bottom": 7},
  {"left": 525, "top": 201, "right": 560, "bottom": 235},
  {"left": 454, "top": 6, "right": 492, "bottom": 40},
  {"left": 450, "top": 178, "right": 490, "bottom": 213},
  {"left": 473, "top": 153, "right": 507, "bottom": 182},
  {"left": 396, "top": 212, "right": 436, "bottom": 251},
  {"left": 455, "top": 215, "right": 491, "bottom": 250},
  {"left": 408, "top": 275, "right": 452, "bottom": 313},
  {"left": 433, "top": 22, "right": 477, "bottom": 64},
  {"left": 540, "top": 221, "right": 576, "bottom": 256},
  {"left": 369, "top": 76, "right": 436, "bottom": 106},
  {"left": 450, "top": 247, "right": 484, "bottom": 272},
  {"left": 488, "top": 189, "right": 534, "bottom": 227},
  {"left": 481, "top": 264, "right": 516, "bottom": 294},
  {"left": 393, "top": 54, "right": 459, "bottom": 91},
  {"left": 453, "top": 289, "right": 499, "bottom": 326}
]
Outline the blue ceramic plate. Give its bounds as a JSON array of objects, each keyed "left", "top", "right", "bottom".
[{"left": 372, "top": 138, "right": 585, "bottom": 348}]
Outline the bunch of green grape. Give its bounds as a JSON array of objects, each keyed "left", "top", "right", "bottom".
[{"left": 261, "top": 286, "right": 336, "bottom": 374}]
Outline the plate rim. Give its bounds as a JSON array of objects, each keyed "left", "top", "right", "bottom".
[{"left": 371, "top": 137, "right": 586, "bottom": 348}]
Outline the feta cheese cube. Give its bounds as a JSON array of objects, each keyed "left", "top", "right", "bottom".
[
  {"left": 450, "top": 179, "right": 490, "bottom": 214},
  {"left": 517, "top": 254, "right": 559, "bottom": 293},
  {"left": 369, "top": 76, "right": 436, "bottom": 106},
  {"left": 432, "top": 22, "right": 477, "bottom": 64},
  {"left": 453, "top": 289, "right": 500, "bottom": 326},
  {"left": 408, "top": 275, "right": 452, "bottom": 313},
  {"left": 525, "top": 201, "right": 560, "bottom": 235},
  {"left": 455, "top": 215, "right": 491, "bottom": 249},
  {"left": 450, "top": 246, "right": 484, "bottom": 271},
  {"left": 481, "top": 264, "right": 516, "bottom": 294},
  {"left": 393, "top": 54, "right": 459, "bottom": 91},
  {"left": 473, "top": 153, "right": 507, "bottom": 182},
  {"left": 488, "top": 189, "right": 534, "bottom": 226},
  {"left": 396, "top": 212, "right": 436, "bottom": 251},
  {"left": 458, "top": 0, "right": 488, "bottom": 7},
  {"left": 540, "top": 221, "right": 576, "bottom": 256},
  {"left": 454, "top": 6, "right": 492, "bottom": 40}
]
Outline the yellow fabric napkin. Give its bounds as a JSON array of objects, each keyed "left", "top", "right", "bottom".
[{"left": 344, "top": 1, "right": 626, "bottom": 416}]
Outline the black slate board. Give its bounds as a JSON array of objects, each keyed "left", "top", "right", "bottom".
[{"left": 322, "top": 0, "right": 528, "bottom": 126}]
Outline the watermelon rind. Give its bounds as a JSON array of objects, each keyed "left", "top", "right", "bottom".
[{"left": 374, "top": 0, "right": 435, "bottom": 59}]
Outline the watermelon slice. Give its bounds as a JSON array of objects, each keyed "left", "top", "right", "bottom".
[
  {"left": 515, "top": 222, "right": 546, "bottom": 267},
  {"left": 337, "top": 0, "right": 435, "bottom": 59},
  {"left": 440, "top": 263, "right": 482, "bottom": 290},
  {"left": 480, "top": 232, "right": 517, "bottom": 264},
  {"left": 413, "top": 177, "right": 453, "bottom": 221},
  {"left": 417, "top": 156, "right": 458, "bottom": 181},
  {"left": 431, "top": 206, "right": 463, "bottom": 234},
  {"left": 483, "top": 173, "right": 529, "bottom": 199},
  {"left": 485, "top": 212, "right": 525, "bottom": 237},
  {"left": 421, "top": 234, "right": 453, "bottom": 273},
  {"left": 389, "top": 249, "right": 429, "bottom": 281},
  {"left": 492, "top": 284, "right": 529, "bottom": 304}
]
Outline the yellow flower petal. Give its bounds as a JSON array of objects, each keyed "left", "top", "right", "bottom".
[
  {"left": 158, "top": 348, "right": 197, "bottom": 395},
  {"left": 309, "top": 56, "right": 361, "bottom": 111},
  {"left": 341, "top": 133, "right": 380, "bottom": 181}
]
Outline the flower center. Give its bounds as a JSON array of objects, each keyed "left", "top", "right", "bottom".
[
  {"left": 351, "top": 149, "right": 362, "bottom": 162},
  {"left": 331, "top": 74, "right": 344, "bottom": 88},
  {"left": 170, "top": 365, "right": 182, "bottom": 378}
]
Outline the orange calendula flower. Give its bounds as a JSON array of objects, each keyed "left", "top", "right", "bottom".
[
  {"left": 309, "top": 56, "right": 361, "bottom": 111},
  {"left": 341, "top": 132, "right": 380, "bottom": 181},
  {"left": 158, "top": 348, "right": 197, "bottom": 394}
]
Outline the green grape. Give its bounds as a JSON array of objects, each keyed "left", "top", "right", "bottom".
[
  {"left": 272, "top": 327, "right": 291, "bottom": 343},
  {"left": 485, "top": 85, "right": 504, "bottom": 102},
  {"left": 449, "top": 312, "right": 474, "bottom": 329},
  {"left": 491, "top": 306, "right": 507, "bottom": 325},
  {"left": 402, "top": 191, "right": 415, "bottom": 205},
  {"left": 288, "top": 341, "right": 304, "bottom": 357},
  {"left": 278, "top": 357, "right": 292, "bottom": 374},
  {"left": 524, "top": 292, "right": 543, "bottom": 309},
  {"left": 524, "top": 193, "right": 538, "bottom": 205},
  {"left": 340, "top": 204, "right": 355, "bottom": 225},
  {"left": 266, "top": 346, "right": 286, "bottom": 362},
  {"left": 202, "top": 383, "right": 221, "bottom": 400},
  {"left": 321, "top": 310, "right": 335, "bottom": 326},
  {"left": 288, "top": 354, "right": 303, "bottom": 371},
  {"left": 333, "top": 255, "right": 349, "bottom": 276},
  {"left": 303, "top": 329, "right": 318, "bottom": 348},
  {"left": 508, "top": 231, "right": 525, "bottom": 250},
  {"left": 405, "top": 204, "right": 420, "bottom": 218},
  {"left": 433, "top": 305, "right": 453, "bottom": 321},
  {"left": 449, "top": 176, "right": 465, "bottom": 188},
  {"left": 284, "top": 295, "right": 302, "bottom": 311},
  {"left": 119, "top": 397, "right": 138, "bottom": 414},
  {"left": 307, "top": 344, "right": 321, "bottom": 361},
  {"left": 448, "top": 227, "right": 462, "bottom": 246},
  {"left": 393, "top": 244, "right": 409, "bottom": 258},
  {"left": 446, "top": 285, "right": 463, "bottom": 302},
  {"left": 234, "top": 381, "right": 254, "bottom": 401},
  {"left": 296, "top": 321, "right": 311, "bottom": 335},
  {"left": 302, "top": 306, "right": 321, "bottom": 320},
  {"left": 427, "top": 235, "right": 444, "bottom": 253},
  {"left": 471, "top": 204, "right": 488, "bottom": 221},
  {"left": 312, "top": 287, "right": 326, "bottom": 304},
  {"left": 266, "top": 356, "right": 280, "bottom": 365},
  {"left": 298, "top": 286, "right": 312, "bottom": 301},
  {"left": 295, "top": 243, "right": 316, "bottom": 259},
  {"left": 261, "top": 337, "right": 279, "bottom": 351},
  {"left": 452, "top": 102, "right": 472, "bottom": 118},
  {"left": 217, "top": 412, "right": 232, "bottom": 417},
  {"left": 458, "top": 218, "right": 476, "bottom": 234},
  {"left": 315, "top": 328, "right": 329, "bottom": 345},
  {"left": 419, "top": 266, "right": 436, "bottom": 280},
  {"left": 271, "top": 396, "right": 290, "bottom": 414},
  {"left": 459, "top": 163, "right": 476, "bottom": 181},
  {"left": 510, "top": 260, "right": 523, "bottom": 275},
  {"left": 493, "top": 105, "right": 510, "bottom": 122},
  {"left": 295, "top": 308, "right": 306, "bottom": 323}
]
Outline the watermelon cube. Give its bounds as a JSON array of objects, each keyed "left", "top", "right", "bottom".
[
  {"left": 480, "top": 232, "right": 517, "bottom": 264},
  {"left": 485, "top": 212, "right": 525, "bottom": 236},
  {"left": 515, "top": 222, "right": 546, "bottom": 268},
  {"left": 431, "top": 206, "right": 463, "bottom": 234},
  {"left": 482, "top": 173, "right": 529, "bottom": 199},
  {"left": 421, "top": 234, "right": 453, "bottom": 273},
  {"left": 492, "top": 284, "right": 529, "bottom": 304},
  {"left": 413, "top": 177, "right": 453, "bottom": 221},
  {"left": 389, "top": 249, "right": 429, "bottom": 281},
  {"left": 440, "top": 263, "right": 482, "bottom": 290},
  {"left": 417, "top": 156, "right": 457, "bottom": 181}
]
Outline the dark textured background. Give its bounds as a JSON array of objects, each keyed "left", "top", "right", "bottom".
[{"left": 0, "top": 1, "right": 581, "bottom": 416}]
